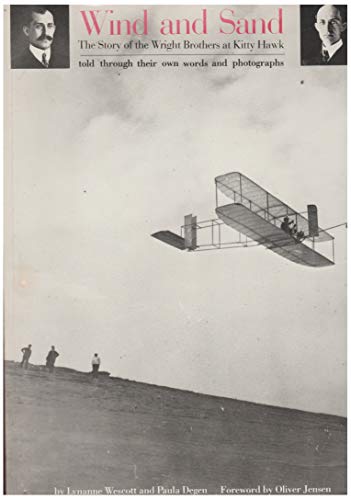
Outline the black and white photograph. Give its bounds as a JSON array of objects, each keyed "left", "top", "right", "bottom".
[
  {"left": 300, "top": 5, "right": 347, "bottom": 65},
  {"left": 10, "top": 5, "right": 70, "bottom": 69},
  {"left": 3, "top": 4, "right": 347, "bottom": 495}
]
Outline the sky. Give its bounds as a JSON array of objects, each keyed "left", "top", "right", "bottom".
[{"left": 5, "top": 5, "right": 347, "bottom": 416}]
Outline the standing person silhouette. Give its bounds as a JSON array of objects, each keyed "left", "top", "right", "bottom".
[
  {"left": 92, "top": 353, "right": 101, "bottom": 379},
  {"left": 20, "top": 344, "right": 32, "bottom": 369},
  {"left": 46, "top": 346, "right": 59, "bottom": 373}
]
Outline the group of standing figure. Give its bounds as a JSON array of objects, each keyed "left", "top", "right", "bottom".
[
  {"left": 20, "top": 345, "right": 101, "bottom": 378},
  {"left": 20, "top": 345, "right": 59, "bottom": 372},
  {"left": 280, "top": 216, "right": 306, "bottom": 242}
]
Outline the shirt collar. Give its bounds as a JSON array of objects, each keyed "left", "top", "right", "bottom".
[
  {"left": 29, "top": 45, "right": 51, "bottom": 66},
  {"left": 324, "top": 39, "right": 343, "bottom": 60}
]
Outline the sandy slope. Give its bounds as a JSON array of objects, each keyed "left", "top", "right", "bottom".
[{"left": 4, "top": 361, "right": 346, "bottom": 494}]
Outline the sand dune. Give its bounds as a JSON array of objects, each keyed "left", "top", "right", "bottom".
[{"left": 4, "top": 361, "right": 346, "bottom": 494}]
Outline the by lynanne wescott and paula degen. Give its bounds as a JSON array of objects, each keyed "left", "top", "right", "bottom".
[{"left": 79, "top": 8, "right": 284, "bottom": 36}]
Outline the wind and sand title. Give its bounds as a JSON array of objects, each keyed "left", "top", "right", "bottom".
[{"left": 79, "top": 8, "right": 284, "bottom": 36}]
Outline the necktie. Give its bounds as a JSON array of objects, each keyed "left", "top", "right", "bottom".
[
  {"left": 321, "top": 48, "right": 329, "bottom": 64},
  {"left": 42, "top": 53, "right": 49, "bottom": 68}
]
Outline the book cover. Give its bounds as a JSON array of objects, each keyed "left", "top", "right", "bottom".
[{"left": 3, "top": 4, "right": 347, "bottom": 495}]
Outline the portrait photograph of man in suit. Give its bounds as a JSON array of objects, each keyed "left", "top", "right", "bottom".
[
  {"left": 11, "top": 5, "right": 70, "bottom": 69},
  {"left": 301, "top": 5, "right": 347, "bottom": 66}
]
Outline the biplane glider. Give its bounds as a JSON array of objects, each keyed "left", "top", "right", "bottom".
[{"left": 152, "top": 172, "right": 340, "bottom": 268}]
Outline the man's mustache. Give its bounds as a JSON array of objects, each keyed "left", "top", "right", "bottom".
[{"left": 38, "top": 34, "right": 53, "bottom": 41}]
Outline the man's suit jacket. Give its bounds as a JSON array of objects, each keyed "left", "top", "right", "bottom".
[
  {"left": 326, "top": 42, "right": 347, "bottom": 65},
  {"left": 12, "top": 47, "right": 69, "bottom": 69},
  {"left": 304, "top": 40, "right": 347, "bottom": 66}
]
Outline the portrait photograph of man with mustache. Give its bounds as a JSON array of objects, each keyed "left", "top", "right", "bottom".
[
  {"left": 300, "top": 4, "right": 347, "bottom": 65},
  {"left": 10, "top": 5, "right": 70, "bottom": 69}
]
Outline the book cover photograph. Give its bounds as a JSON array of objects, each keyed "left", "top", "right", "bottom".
[{"left": 3, "top": 3, "right": 347, "bottom": 495}]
